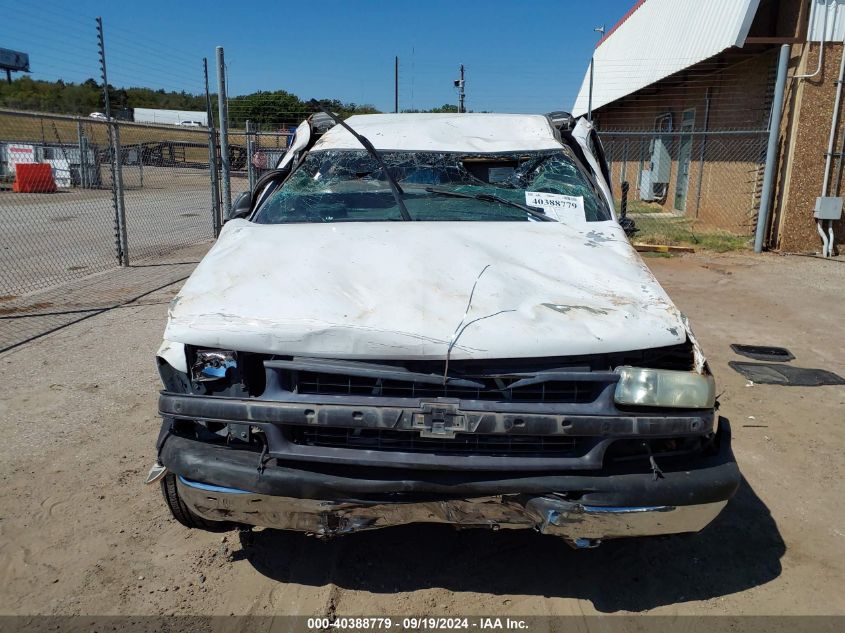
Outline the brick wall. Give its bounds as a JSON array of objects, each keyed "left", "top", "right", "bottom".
[{"left": 594, "top": 50, "right": 776, "bottom": 236}]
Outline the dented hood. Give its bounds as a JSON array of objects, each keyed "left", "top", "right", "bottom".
[{"left": 165, "top": 219, "right": 686, "bottom": 359}]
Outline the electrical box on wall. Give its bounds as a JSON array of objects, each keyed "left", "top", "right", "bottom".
[{"left": 814, "top": 197, "right": 843, "bottom": 220}]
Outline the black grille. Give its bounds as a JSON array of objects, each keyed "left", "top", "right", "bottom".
[
  {"left": 294, "top": 371, "right": 598, "bottom": 403},
  {"left": 284, "top": 426, "right": 582, "bottom": 457}
]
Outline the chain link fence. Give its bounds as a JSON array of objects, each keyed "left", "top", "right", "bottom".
[
  {"left": 2, "top": 105, "right": 767, "bottom": 351},
  {"left": 238, "top": 126, "right": 293, "bottom": 195},
  {"left": 118, "top": 121, "right": 218, "bottom": 261},
  {"left": 1, "top": 110, "right": 117, "bottom": 295},
  {"left": 601, "top": 128, "right": 769, "bottom": 250},
  {"left": 0, "top": 109, "right": 223, "bottom": 351},
  {"left": 237, "top": 119, "right": 766, "bottom": 252}
]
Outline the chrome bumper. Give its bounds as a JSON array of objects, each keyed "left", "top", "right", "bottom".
[{"left": 176, "top": 476, "right": 727, "bottom": 548}]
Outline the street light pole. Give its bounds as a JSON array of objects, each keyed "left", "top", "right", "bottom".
[{"left": 588, "top": 25, "right": 605, "bottom": 122}]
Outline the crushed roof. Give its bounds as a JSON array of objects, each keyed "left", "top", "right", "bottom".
[{"left": 313, "top": 113, "right": 563, "bottom": 153}]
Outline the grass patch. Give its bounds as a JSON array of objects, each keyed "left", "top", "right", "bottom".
[
  {"left": 614, "top": 198, "right": 666, "bottom": 214},
  {"left": 630, "top": 215, "right": 751, "bottom": 252},
  {"left": 614, "top": 198, "right": 751, "bottom": 252}
]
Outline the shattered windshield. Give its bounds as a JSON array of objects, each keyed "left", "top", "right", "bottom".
[{"left": 252, "top": 148, "right": 612, "bottom": 224}]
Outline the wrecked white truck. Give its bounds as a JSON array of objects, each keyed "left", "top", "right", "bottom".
[{"left": 149, "top": 111, "right": 739, "bottom": 548}]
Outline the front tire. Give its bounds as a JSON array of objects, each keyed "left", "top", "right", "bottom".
[{"left": 160, "top": 473, "right": 231, "bottom": 531}]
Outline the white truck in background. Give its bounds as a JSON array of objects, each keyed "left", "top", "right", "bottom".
[{"left": 132, "top": 108, "right": 207, "bottom": 127}]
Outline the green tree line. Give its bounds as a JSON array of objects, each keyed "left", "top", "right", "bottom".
[
  {"left": 0, "top": 77, "right": 460, "bottom": 129},
  {"left": 0, "top": 77, "right": 208, "bottom": 117}
]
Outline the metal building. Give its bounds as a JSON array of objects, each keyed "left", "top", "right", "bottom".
[{"left": 572, "top": 0, "right": 845, "bottom": 254}]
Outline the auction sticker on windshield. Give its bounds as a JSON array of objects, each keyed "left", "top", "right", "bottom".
[{"left": 524, "top": 191, "right": 584, "bottom": 221}]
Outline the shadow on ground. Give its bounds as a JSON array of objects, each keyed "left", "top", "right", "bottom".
[{"left": 237, "top": 476, "right": 784, "bottom": 612}]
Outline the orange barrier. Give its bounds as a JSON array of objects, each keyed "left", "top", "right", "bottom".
[{"left": 13, "top": 163, "right": 57, "bottom": 193}]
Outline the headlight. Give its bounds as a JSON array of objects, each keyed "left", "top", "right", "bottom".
[
  {"left": 614, "top": 366, "right": 716, "bottom": 409},
  {"left": 191, "top": 349, "right": 238, "bottom": 382}
]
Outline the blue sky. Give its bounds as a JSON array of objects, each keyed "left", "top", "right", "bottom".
[{"left": 1, "top": 0, "right": 634, "bottom": 113}]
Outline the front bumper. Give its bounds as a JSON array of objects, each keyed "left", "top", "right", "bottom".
[
  {"left": 176, "top": 475, "right": 728, "bottom": 547},
  {"left": 157, "top": 417, "right": 739, "bottom": 545}
]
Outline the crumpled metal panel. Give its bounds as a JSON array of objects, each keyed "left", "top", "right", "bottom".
[
  {"left": 312, "top": 113, "right": 563, "bottom": 153},
  {"left": 176, "top": 479, "right": 727, "bottom": 544},
  {"left": 164, "top": 219, "right": 688, "bottom": 360}
]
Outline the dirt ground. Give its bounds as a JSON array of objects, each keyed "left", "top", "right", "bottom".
[{"left": 1, "top": 250, "right": 844, "bottom": 618}]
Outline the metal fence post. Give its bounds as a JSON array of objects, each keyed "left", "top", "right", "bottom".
[
  {"left": 621, "top": 138, "right": 628, "bottom": 184},
  {"left": 216, "top": 46, "right": 232, "bottom": 218},
  {"left": 76, "top": 120, "right": 88, "bottom": 189},
  {"left": 112, "top": 123, "right": 129, "bottom": 265},
  {"left": 208, "top": 125, "right": 222, "bottom": 236},
  {"left": 694, "top": 87, "right": 712, "bottom": 219},
  {"left": 246, "top": 119, "right": 255, "bottom": 192},
  {"left": 620, "top": 181, "right": 629, "bottom": 218},
  {"left": 98, "top": 16, "right": 129, "bottom": 266},
  {"left": 754, "top": 44, "right": 791, "bottom": 253},
  {"left": 204, "top": 57, "right": 222, "bottom": 236}
]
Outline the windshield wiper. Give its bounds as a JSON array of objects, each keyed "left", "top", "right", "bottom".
[
  {"left": 424, "top": 187, "right": 554, "bottom": 222},
  {"left": 309, "top": 100, "right": 412, "bottom": 221}
]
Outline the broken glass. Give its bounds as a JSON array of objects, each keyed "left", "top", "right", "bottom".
[{"left": 252, "top": 149, "right": 612, "bottom": 224}]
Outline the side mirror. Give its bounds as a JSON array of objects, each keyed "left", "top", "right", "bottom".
[{"left": 227, "top": 191, "right": 252, "bottom": 222}]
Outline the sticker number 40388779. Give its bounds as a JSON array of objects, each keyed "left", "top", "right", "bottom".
[{"left": 524, "top": 191, "right": 585, "bottom": 221}]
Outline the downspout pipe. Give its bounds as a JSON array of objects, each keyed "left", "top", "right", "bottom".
[{"left": 755, "top": 45, "right": 792, "bottom": 253}]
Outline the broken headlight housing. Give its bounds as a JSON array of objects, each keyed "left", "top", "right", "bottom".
[
  {"left": 191, "top": 349, "right": 238, "bottom": 382},
  {"left": 614, "top": 366, "right": 716, "bottom": 409}
]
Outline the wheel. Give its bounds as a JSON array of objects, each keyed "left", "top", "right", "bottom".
[{"left": 160, "top": 473, "right": 232, "bottom": 531}]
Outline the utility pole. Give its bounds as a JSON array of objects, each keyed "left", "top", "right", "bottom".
[
  {"left": 216, "top": 46, "right": 231, "bottom": 218},
  {"left": 454, "top": 64, "right": 465, "bottom": 113},
  {"left": 394, "top": 56, "right": 399, "bottom": 113},
  {"left": 587, "top": 25, "right": 605, "bottom": 122}
]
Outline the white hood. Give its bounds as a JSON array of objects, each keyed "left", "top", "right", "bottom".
[{"left": 165, "top": 219, "right": 686, "bottom": 360}]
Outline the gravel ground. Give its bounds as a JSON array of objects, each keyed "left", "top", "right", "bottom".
[{"left": 0, "top": 251, "right": 843, "bottom": 619}]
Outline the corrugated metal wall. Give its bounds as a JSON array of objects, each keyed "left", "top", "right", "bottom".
[
  {"left": 571, "top": 0, "right": 761, "bottom": 116},
  {"left": 809, "top": 0, "right": 845, "bottom": 41}
]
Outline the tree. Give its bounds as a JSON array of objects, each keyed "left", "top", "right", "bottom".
[
  {"left": 402, "top": 104, "right": 459, "bottom": 113},
  {"left": 428, "top": 103, "right": 459, "bottom": 113},
  {"left": 0, "top": 77, "right": 381, "bottom": 127}
]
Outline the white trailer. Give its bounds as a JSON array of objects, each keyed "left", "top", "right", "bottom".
[{"left": 133, "top": 108, "right": 208, "bottom": 126}]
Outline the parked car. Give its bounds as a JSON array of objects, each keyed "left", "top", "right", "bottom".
[
  {"left": 149, "top": 112, "right": 739, "bottom": 548},
  {"left": 177, "top": 120, "right": 204, "bottom": 127},
  {"left": 88, "top": 112, "right": 108, "bottom": 120}
]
